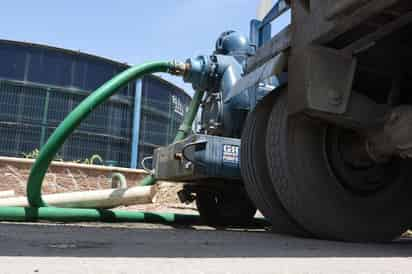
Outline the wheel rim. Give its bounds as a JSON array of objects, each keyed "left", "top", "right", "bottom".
[{"left": 325, "top": 127, "right": 403, "bottom": 196}]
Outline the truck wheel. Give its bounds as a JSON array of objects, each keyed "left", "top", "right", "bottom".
[
  {"left": 266, "top": 92, "right": 412, "bottom": 242},
  {"left": 240, "top": 92, "right": 307, "bottom": 236},
  {"left": 195, "top": 188, "right": 256, "bottom": 226}
]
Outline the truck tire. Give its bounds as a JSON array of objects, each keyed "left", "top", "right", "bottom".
[
  {"left": 196, "top": 188, "right": 256, "bottom": 226},
  {"left": 266, "top": 91, "right": 412, "bottom": 242},
  {"left": 240, "top": 93, "right": 307, "bottom": 236}
]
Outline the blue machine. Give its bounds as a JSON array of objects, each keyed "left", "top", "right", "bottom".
[
  {"left": 153, "top": 31, "right": 257, "bottom": 182},
  {"left": 153, "top": 29, "right": 286, "bottom": 182},
  {"left": 154, "top": 134, "right": 241, "bottom": 182},
  {"left": 182, "top": 31, "right": 255, "bottom": 138},
  {"left": 153, "top": 2, "right": 290, "bottom": 224}
]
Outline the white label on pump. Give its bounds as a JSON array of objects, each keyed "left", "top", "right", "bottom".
[{"left": 222, "top": 144, "right": 239, "bottom": 164}]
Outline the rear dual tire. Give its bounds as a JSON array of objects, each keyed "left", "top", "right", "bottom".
[
  {"left": 240, "top": 92, "right": 307, "bottom": 236},
  {"left": 241, "top": 90, "right": 412, "bottom": 242}
]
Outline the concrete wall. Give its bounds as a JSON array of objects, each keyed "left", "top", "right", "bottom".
[{"left": 0, "top": 157, "right": 148, "bottom": 196}]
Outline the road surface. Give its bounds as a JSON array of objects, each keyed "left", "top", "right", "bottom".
[{"left": 0, "top": 222, "right": 411, "bottom": 274}]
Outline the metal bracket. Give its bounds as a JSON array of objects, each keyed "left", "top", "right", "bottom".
[
  {"left": 288, "top": 46, "right": 357, "bottom": 115},
  {"left": 226, "top": 52, "right": 288, "bottom": 105}
]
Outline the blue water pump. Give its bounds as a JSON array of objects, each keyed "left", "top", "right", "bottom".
[
  {"left": 153, "top": 31, "right": 256, "bottom": 182},
  {"left": 183, "top": 31, "right": 255, "bottom": 137}
]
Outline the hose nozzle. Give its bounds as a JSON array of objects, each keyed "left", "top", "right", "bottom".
[{"left": 169, "top": 60, "right": 189, "bottom": 76}]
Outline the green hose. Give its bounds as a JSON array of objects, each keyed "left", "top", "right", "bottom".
[
  {"left": 0, "top": 60, "right": 258, "bottom": 227},
  {"left": 0, "top": 206, "right": 269, "bottom": 227},
  {"left": 110, "top": 172, "right": 128, "bottom": 189},
  {"left": 0, "top": 60, "right": 206, "bottom": 225},
  {"left": 173, "top": 88, "right": 204, "bottom": 142},
  {"left": 139, "top": 88, "right": 204, "bottom": 186},
  {"left": 27, "top": 61, "right": 173, "bottom": 207},
  {"left": 0, "top": 206, "right": 200, "bottom": 224}
]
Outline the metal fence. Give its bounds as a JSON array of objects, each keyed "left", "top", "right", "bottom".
[
  {"left": 0, "top": 40, "right": 191, "bottom": 168},
  {"left": 0, "top": 80, "right": 133, "bottom": 166},
  {"left": 138, "top": 76, "right": 191, "bottom": 168}
]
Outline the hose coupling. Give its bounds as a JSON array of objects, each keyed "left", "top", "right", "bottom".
[{"left": 169, "top": 60, "right": 189, "bottom": 76}]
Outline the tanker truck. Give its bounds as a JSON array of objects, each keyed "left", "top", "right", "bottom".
[
  {"left": 153, "top": 0, "right": 412, "bottom": 242},
  {"left": 12, "top": 0, "right": 412, "bottom": 243}
]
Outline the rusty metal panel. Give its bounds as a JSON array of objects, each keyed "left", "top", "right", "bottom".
[
  {"left": 291, "top": 0, "right": 333, "bottom": 50},
  {"left": 326, "top": 0, "right": 370, "bottom": 21},
  {"left": 291, "top": 0, "right": 404, "bottom": 50}
]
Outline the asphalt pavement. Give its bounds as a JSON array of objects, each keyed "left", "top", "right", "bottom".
[{"left": 0, "top": 222, "right": 411, "bottom": 273}]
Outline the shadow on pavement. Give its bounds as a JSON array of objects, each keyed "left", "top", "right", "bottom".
[{"left": 0, "top": 222, "right": 411, "bottom": 258}]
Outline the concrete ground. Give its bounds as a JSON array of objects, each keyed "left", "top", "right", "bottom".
[{"left": 0, "top": 222, "right": 411, "bottom": 274}]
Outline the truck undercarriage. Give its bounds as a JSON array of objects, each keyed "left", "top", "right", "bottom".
[
  {"left": 5, "top": 0, "right": 412, "bottom": 246},
  {"left": 239, "top": 0, "right": 412, "bottom": 241},
  {"left": 154, "top": 0, "right": 412, "bottom": 242}
]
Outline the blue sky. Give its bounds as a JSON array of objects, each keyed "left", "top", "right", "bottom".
[{"left": 1, "top": 0, "right": 289, "bottom": 95}]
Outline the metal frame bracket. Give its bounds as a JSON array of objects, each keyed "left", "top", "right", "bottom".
[{"left": 288, "top": 46, "right": 357, "bottom": 115}]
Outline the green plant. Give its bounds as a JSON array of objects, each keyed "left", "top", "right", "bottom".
[
  {"left": 23, "top": 149, "right": 64, "bottom": 162},
  {"left": 82, "top": 154, "right": 104, "bottom": 165},
  {"left": 23, "top": 150, "right": 102, "bottom": 165},
  {"left": 23, "top": 149, "right": 40, "bottom": 159}
]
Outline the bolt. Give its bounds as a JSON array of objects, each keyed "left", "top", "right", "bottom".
[
  {"left": 388, "top": 112, "right": 400, "bottom": 125},
  {"left": 329, "top": 89, "right": 343, "bottom": 106},
  {"left": 174, "top": 153, "right": 183, "bottom": 160}
]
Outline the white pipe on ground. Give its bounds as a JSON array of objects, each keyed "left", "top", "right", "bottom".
[
  {"left": 0, "top": 186, "right": 156, "bottom": 208},
  {"left": 0, "top": 190, "right": 15, "bottom": 198}
]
